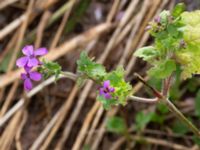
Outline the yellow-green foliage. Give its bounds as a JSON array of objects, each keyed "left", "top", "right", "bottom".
[{"left": 176, "top": 11, "right": 200, "bottom": 79}]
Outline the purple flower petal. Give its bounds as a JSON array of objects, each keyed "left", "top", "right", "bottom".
[
  {"left": 24, "top": 65, "right": 32, "bottom": 72},
  {"left": 154, "top": 16, "right": 161, "bottom": 23},
  {"left": 145, "top": 25, "right": 152, "bottom": 31},
  {"left": 34, "top": 48, "right": 48, "bottom": 56},
  {"left": 103, "top": 80, "right": 110, "bottom": 88},
  {"left": 22, "top": 45, "right": 34, "bottom": 56},
  {"left": 21, "top": 73, "right": 27, "bottom": 80},
  {"left": 16, "top": 56, "right": 28, "bottom": 67},
  {"left": 109, "top": 87, "right": 115, "bottom": 92},
  {"left": 29, "top": 71, "right": 42, "bottom": 81},
  {"left": 24, "top": 78, "right": 32, "bottom": 91},
  {"left": 104, "top": 93, "right": 111, "bottom": 99},
  {"left": 99, "top": 88, "right": 105, "bottom": 96},
  {"left": 99, "top": 80, "right": 115, "bottom": 99},
  {"left": 27, "top": 58, "right": 39, "bottom": 67}
]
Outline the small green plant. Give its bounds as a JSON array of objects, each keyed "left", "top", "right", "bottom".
[
  {"left": 16, "top": 3, "right": 200, "bottom": 143},
  {"left": 135, "top": 112, "right": 154, "bottom": 131},
  {"left": 106, "top": 116, "right": 127, "bottom": 134}
]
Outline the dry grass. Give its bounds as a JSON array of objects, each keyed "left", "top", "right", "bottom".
[{"left": 0, "top": 0, "right": 198, "bottom": 149}]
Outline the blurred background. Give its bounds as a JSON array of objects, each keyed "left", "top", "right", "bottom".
[{"left": 0, "top": 0, "right": 200, "bottom": 149}]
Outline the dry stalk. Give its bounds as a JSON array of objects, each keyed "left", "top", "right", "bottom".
[
  {"left": 50, "top": 0, "right": 76, "bottom": 49},
  {"left": 106, "top": 0, "right": 120, "bottom": 22},
  {"left": 30, "top": 86, "right": 78, "bottom": 150},
  {"left": 15, "top": 110, "right": 28, "bottom": 150},
  {"left": 110, "top": 135, "right": 190, "bottom": 150},
  {"left": 0, "top": 22, "right": 113, "bottom": 88},
  {"left": 0, "top": 0, "right": 19, "bottom": 10},
  {"left": 0, "top": 0, "right": 58, "bottom": 40},
  {"left": 0, "top": 80, "right": 19, "bottom": 117},
  {"left": 35, "top": 11, "right": 51, "bottom": 49},
  {"left": 71, "top": 102, "right": 101, "bottom": 150},
  {"left": 0, "top": 75, "right": 68, "bottom": 127}
]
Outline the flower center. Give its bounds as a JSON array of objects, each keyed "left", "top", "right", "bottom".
[
  {"left": 26, "top": 73, "right": 30, "bottom": 78},
  {"left": 103, "top": 87, "right": 110, "bottom": 93},
  {"left": 29, "top": 54, "right": 35, "bottom": 59}
]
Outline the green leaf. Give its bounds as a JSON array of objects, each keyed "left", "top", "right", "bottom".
[
  {"left": 147, "top": 77, "right": 162, "bottom": 91},
  {"left": 175, "top": 45, "right": 200, "bottom": 79},
  {"left": 39, "top": 60, "right": 62, "bottom": 80},
  {"left": 157, "top": 103, "right": 169, "bottom": 114},
  {"left": 83, "top": 145, "right": 91, "bottom": 150},
  {"left": 172, "top": 3, "right": 186, "bottom": 18},
  {"left": 148, "top": 59, "right": 176, "bottom": 79},
  {"left": 159, "top": 10, "right": 170, "bottom": 26},
  {"left": 183, "top": 24, "right": 200, "bottom": 44},
  {"left": 175, "top": 13, "right": 200, "bottom": 79},
  {"left": 135, "top": 112, "right": 154, "bottom": 131},
  {"left": 134, "top": 46, "right": 159, "bottom": 61},
  {"left": 151, "top": 113, "right": 165, "bottom": 124},
  {"left": 167, "top": 24, "right": 181, "bottom": 38},
  {"left": 172, "top": 121, "right": 189, "bottom": 135},
  {"left": 195, "top": 90, "right": 200, "bottom": 117},
  {"left": 106, "top": 116, "right": 126, "bottom": 134},
  {"left": 181, "top": 10, "right": 200, "bottom": 27},
  {"left": 97, "top": 96, "right": 118, "bottom": 110},
  {"left": 44, "top": 61, "right": 61, "bottom": 71},
  {"left": 77, "top": 52, "right": 106, "bottom": 81},
  {"left": 193, "top": 136, "right": 200, "bottom": 147}
]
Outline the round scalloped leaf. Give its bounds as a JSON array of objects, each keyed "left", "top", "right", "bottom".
[
  {"left": 182, "top": 24, "right": 200, "bottom": 44},
  {"left": 181, "top": 10, "right": 200, "bottom": 27},
  {"left": 148, "top": 59, "right": 176, "bottom": 79},
  {"left": 134, "top": 46, "right": 159, "bottom": 61},
  {"left": 176, "top": 44, "right": 200, "bottom": 79},
  {"left": 172, "top": 3, "right": 186, "bottom": 18}
]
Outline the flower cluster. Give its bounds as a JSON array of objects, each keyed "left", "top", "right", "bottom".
[
  {"left": 16, "top": 45, "right": 48, "bottom": 91},
  {"left": 99, "top": 80, "right": 115, "bottom": 99}
]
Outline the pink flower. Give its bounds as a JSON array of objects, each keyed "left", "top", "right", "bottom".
[
  {"left": 16, "top": 45, "right": 48, "bottom": 68},
  {"left": 21, "top": 66, "right": 42, "bottom": 91},
  {"left": 99, "top": 80, "right": 115, "bottom": 99}
]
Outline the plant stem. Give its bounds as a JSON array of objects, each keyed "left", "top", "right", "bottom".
[
  {"left": 61, "top": 71, "right": 200, "bottom": 137},
  {"left": 163, "top": 97, "right": 200, "bottom": 137},
  {"left": 134, "top": 73, "right": 200, "bottom": 137},
  {"left": 60, "top": 71, "right": 78, "bottom": 80},
  {"left": 128, "top": 96, "right": 158, "bottom": 103}
]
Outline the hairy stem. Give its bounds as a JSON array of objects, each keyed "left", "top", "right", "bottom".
[
  {"left": 163, "top": 97, "right": 200, "bottom": 137},
  {"left": 128, "top": 96, "right": 158, "bottom": 103},
  {"left": 60, "top": 71, "right": 200, "bottom": 137},
  {"left": 135, "top": 74, "right": 200, "bottom": 137},
  {"left": 61, "top": 71, "right": 78, "bottom": 80},
  {"left": 162, "top": 75, "right": 173, "bottom": 96}
]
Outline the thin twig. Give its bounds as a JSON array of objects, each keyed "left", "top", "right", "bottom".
[
  {"left": 164, "top": 98, "right": 200, "bottom": 137},
  {"left": 0, "top": 72, "right": 76, "bottom": 127},
  {"left": 0, "top": 0, "right": 19, "bottom": 10},
  {"left": 50, "top": 0, "right": 76, "bottom": 49},
  {"left": 35, "top": 11, "right": 51, "bottom": 49},
  {"left": 128, "top": 95, "right": 158, "bottom": 103},
  {"left": 110, "top": 135, "right": 191, "bottom": 150},
  {"left": 136, "top": 74, "right": 200, "bottom": 137}
]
